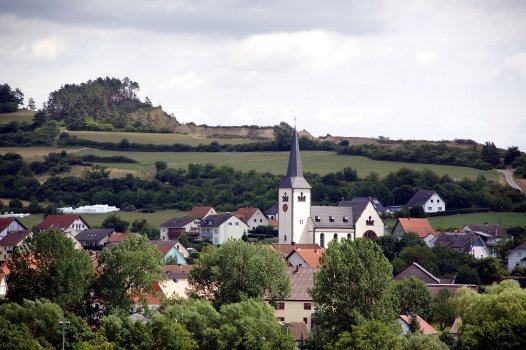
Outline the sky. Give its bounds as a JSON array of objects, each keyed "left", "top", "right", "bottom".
[{"left": 1, "top": 0, "right": 525, "bottom": 150}]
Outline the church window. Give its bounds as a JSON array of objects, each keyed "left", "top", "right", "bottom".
[
  {"left": 298, "top": 192, "right": 306, "bottom": 202},
  {"left": 300, "top": 219, "right": 304, "bottom": 224},
  {"left": 364, "top": 230, "right": 377, "bottom": 240},
  {"left": 365, "top": 216, "right": 374, "bottom": 226},
  {"left": 320, "top": 233, "right": 325, "bottom": 248},
  {"left": 284, "top": 235, "right": 287, "bottom": 242},
  {"left": 282, "top": 192, "right": 289, "bottom": 202}
]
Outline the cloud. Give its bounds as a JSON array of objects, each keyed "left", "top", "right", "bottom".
[
  {"left": 415, "top": 51, "right": 436, "bottom": 64},
  {"left": 505, "top": 52, "right": 526, "bottom": 80},
  {"left": 14, "top": 36, "right": 65, "bottom": 60}
]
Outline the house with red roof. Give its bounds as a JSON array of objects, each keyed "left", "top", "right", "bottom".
[
  {"left": 0, "top": 230, "right": 31, "bottom": 262},
  {"left": 286, "top": 247, "right": 325, "bottom": 268},
  {"left": 37, "top": 214, "right": 90, "bottom": 237},
  {"left": 0, "top": 218, "right": 27, "bottom": 237},
  {"left": 187, "top": 206, "right": 217, "bottom": 220},
  {"left": 149, "top": 240, "right": 187, "bottom": 265},
  {"left": 234, "top": 207, "right": 270, "bottom": 230},
  {"left": 392, "top": 218, "right": 437, "bottom": 247},
  {"left": 398, "top": 314, "right": 438, "bottom": 335}
]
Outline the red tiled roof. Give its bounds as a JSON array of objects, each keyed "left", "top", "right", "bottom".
[
  {"left": 37, "top": 215, "right": 89, "bottom": 231},
  {"left": 271, "top": 243, "right": 322, "bottom": 257},
  {"left": 134, "top": 283, "right": 163, "bottom": 305},
  {"left": 0, "top": 231, "right": 31, "bottom": 246},
  {"left": 287, "top": 322, "right": 310, "bottom": 341},
  {"left": 234, "top": 207, "right": 259, "bottom": 223},
  {"left": 287, "top": 266, "right": 320, "bottom": 300},
  {"left": 108, "top": 233, "right": 129, "bottom": 243},
  {"left": 0, "top": 218, "right": 27, "bottom": 233},
  {"left": 188, "top": 206, "right": 214, "bottom": 219},
  {"left": 398, "top": 218, "right": 435, "bottom": 238},
  {"left": 163, "top": 264, "right": 193, "bottom": 274},
  {"left": 399, "top": 314, "right": 438, "bottom": 334},
  {"left": 288, "top": 248, "right": 325, "bottom": 267},
  {"left": 268, "top": 219, "right": 278, "bottom": 228}
]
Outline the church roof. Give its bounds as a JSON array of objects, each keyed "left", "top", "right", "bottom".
[
  {"left": 311, "top": 206, "right": 353, "bottom": 228},
  {"left": 279, "top": 127, "right": 311, "bottom": 189}
]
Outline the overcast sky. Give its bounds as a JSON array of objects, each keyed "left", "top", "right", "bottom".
[{"left": 1, "top": 0, "right": 525, "bottom": 150}]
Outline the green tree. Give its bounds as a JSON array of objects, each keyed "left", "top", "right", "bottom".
[
  {"left": 96, "top": 234, "right": 164, "bottom": 314},
  {"left": 27, "top": 199, "right": 42, "bottom": 214},
  {"left": 310, "top": 239, "right": 399, "bottom": 343},
  {"left": 188, "top": 240, "right": 290, "bottom": 309},
  {"left": 178, "top": 233, "right": 189, "bottom": 247},
  {"left": 101, "top": 214, "right": 130, "bottom": 232},
  {"left": 405, "top": 333, "right": 449, "bottom": 350},
  {"left": 0, "top": 319, "right": 40, "bottom": 350},
  {"left": 504, "top": 146, "right": 521, "bottom": 166},
  {"left": 432, "top": 289, "right": 456, "bottom": 331},
  {"left": 394, "top": 277, "right": 433, "bottom": 320},
  {"left": 397, "top": 245, "right": 438, "bottom": 275},
  {"left": 481, "top": 142, "right": 501, "bottom": 166},
  {"left": 27, "top": 97, "right": 36, "bottom": 111},
  {"left": 375, "top": 235, "right": 400, "bottom": 261},
  {"left": 154, "top": 160, "right": 167, "bottom": 171},
  {"left": 148, "top": 316, "right": 198, "bottom": 350},
  {"left": 330, "top": 320, "right": 403, "bottom": 350},
  {"left": 409, "top": 205, "right": 426, "bottom": 218},
  {"left": 455, "top": 265, "right": 480, "bottom": 285},
  {"left": 8, "top": 198, "right": 23, "bottom": 211},
  {"left": 473, "top": 257, "right": 502, "bottom": 285},
  {"left": 0, "top": 83, "right": 24, "bottom": 112},
  {"left": 7, "top": 231, "right": 95, "bottom": 310}
]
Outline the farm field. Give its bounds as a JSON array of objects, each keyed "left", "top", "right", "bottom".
[
  {"left": 0, "top": 147, "right": 499, "bottom": 180},
  {"left": 428, "top": 212, "right": 526, "bottom": 230},
  {"left": 67, "top": 130, "right": 258, "bottom": 146},
  {"left": 17, "top": 210, "right": 187, "bottom": 229},
  {"left": 0, "top": 109, "right": 36, "bottom": 124}
]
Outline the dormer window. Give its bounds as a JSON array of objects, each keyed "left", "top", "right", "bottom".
[
  {"left": 343, "top": 217, "right": 348, "bottom": 223},
  {"left": 329, "top": 216, "right": 334, "bottom": 223},
  {"left": 315, "top": 216, "right": 321, "bottom": 223}
]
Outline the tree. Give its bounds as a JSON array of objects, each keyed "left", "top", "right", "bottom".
[
  {"left": 394, "top": 277, "right": 433, "bottom": 320},
  {"left": 188, "top": 240, "right": 290, "bottom": 309},
  {"left": 310, "top": 239, "right": 398, "bottom": 343},
  {"left": 409, "top": 205, "right": 426, "bottom": 218},
  {"left": 101, "top": 214, "right": 129, "bottom": 232},
  {"left": 432, "top": 289, "right": 455, "bottom": 331},
  {"left": 0, "top": 83, "right": 24, "bottom": 112},
  {"left": 405, "top": 333, "right": 449, "bottom": 350},
  {"left": 96, "top": 234, "right": 164, "bottom": 314},
  {"left": 178, "top": 233, "right": 189, "bottom": 247},
  {"left": 504, "top": 146, "right": 521, "bottom": 166},
  {"left": 0, "top": 319, "right": 40, "bottom": 350},
  {"left": 375, "top": 235, "right": 399, "bottom": 261},
  {"left": 154, "top": 160, "right": 167, "bottom": 171},
  {"left": 473, "top": 257, "right": 502, "bottom": 285},
  {"left": 397, "top": 245, "right": 438, "bottom": 275},
  {"left": 481, "top": 142, "right": 501, "bottom": 166},
  {"left": 148, "top": 316, "right": 198, "bottom": 350},
  {"left": 331, "top": 320, "right": 403, "bottom": 350},
  {"left": 455, "top": 265, "right": 480, "bottom": 285},
  {"left": 27, "top": 199, "right": 42, "bottom": 214},
  {"left": 408, "top": 313, "right": 421, "bottom": 334},
  {"left": 8, "top": 198, "right": 23, "bottom": 211},
  {"left": 27, "top": 97, "right": 36, "bottom": 111},
  {"left": 7, "top": 231, "right": 94, "bottom": 310}
]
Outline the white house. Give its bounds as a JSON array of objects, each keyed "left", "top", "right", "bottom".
[
  {"left": 234, "top": 207, "right": 270, "bottom": 230},
  {"left": 434, "top": 233, "right": 490, "bottom": 259},
  {"left": 506, "top": 242, "right": 526, "bottom": 272},
  {"left": 37, "top": 214, "right": 90, "bottom": 237},
  {"left": 199, "top": 214, "right": 249, "bottom": 245},
  {"left": 0, "top": 218, "right": 27, "bottom": 237},
  {"left": 160, "top": 217, "right": 201, "bottom": 240},
  {"left": 406, "top": 190, "right": 445, "bottom": 213},
  {"left": 286, "top": 247, "right": 325, "bottom": 267},
  {"left": 463, "top": 224, "right": 510, "bottom": 257}
]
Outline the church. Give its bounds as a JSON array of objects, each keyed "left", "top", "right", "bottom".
[{"left": 278, "top": 128, "right": 385, "bottom": 247}]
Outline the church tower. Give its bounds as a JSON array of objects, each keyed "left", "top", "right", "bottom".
[{"left": 278, "top": 127, "right": 311, "bottom": 244}]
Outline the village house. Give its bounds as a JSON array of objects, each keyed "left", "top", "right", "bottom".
[
  {"left": 395, "top": 261, "right": 479, "bottom": 296},
  {"left": 75, "top": 228, "right": 115, "bottom": 250},
  {"left": 391, "top": 218, "right": 437, "bottom": 247},
  {"left": 234, "top": 207, "right": 270, "bottom": 230},
  {"left": 37, "top": 214, "right": 90, "bottom": 237},
  {"left": 463, "top": 223, "right": 510, "bottom": 256},
  {"left": 275, "top": 266, "right": 319, "bottom": 331},
  {"left": 398, "top": 314, "right": 438, "bottom": 335},
  {"left": 199, "top": 213, "right": 248, "bottom": 244},
  {"left": 0, "top": 217, "right": 27, "bottom": 237},
  {"left": 286, "top": 247, "right": 325, "bottom": 268},
  {"left": 506, "top": 242, "right": 526, "bottom": 271},
  {"left": 159, "top": 217, "right": 201, "bottom": 240},
  {"left": 346, "top": 196, "right": 387, "bottom": 213},
  {"left": 149, "top": 240, "right": 187, "bottom": 264},
  {"left": 406, "top": 190, "right": 446, "bottom": 213},
  {"left": 187, "top": 206, "right": 217, "bottom": 220},
  {"left": 0, "top": 231, "right": 31, "bottom": 262},
  {"left": 269, "top": 243, "right": 322, "bottom": 259},
  {"left": 434, "top": 233, "right": 490, "bottom": 259},
  {"left": 278, "top": 127, "right": 386, "bottom": 245},
  {"left": 265, "top": 204, "right": 279, "bottom": 221}
]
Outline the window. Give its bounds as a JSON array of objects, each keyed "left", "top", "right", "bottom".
[
  {"left": 333, "top": 233, "right": 338, "bottom": 241},
  {"left": 519, "top": 252, "right": 522, "bottom": 258},
  {"left": 431, "top": 199, "right": 434, "bottom": 203},
  {"left": 437, "top": 199, "right": 440, "bottom": 203},
  {"left": 315, "top": 216, "right": 320, "bottom": 222},
  {"left": 277, "top": 317, "right": 285, "bottom": 322},
  {"left": 320, "top": 233, "right": 325, "bottom": 248},
  {"left": 254, "top": 219, "right": 257, "bottom": 222},
  {"left": 260, "top": 219, "right": 263, "bottom": 222},
  {"left": 347, "top": 233, "right": 351, "bottom": 240},
  {"left": 329, "top": 216, "right": 334, "bottom": 223},
  {"left": 300, "top": 219, "right": 304, "bottom": 224},
  {"left": 303, "top": 317, "right": 308, "bottom": 324},
  {"left": 235, "top": 222, "right": 239, "bottom": 226},
  {"left": 284, "top": 235, "right": 287, "bottom": 242},
  {"left": 343, "top": 217, "right": 348, "bottom": 223},
  {"left": 228, "top": 222, "right": 232, "bottom": 226},
  {"left": 304, "top": 303, "right": 312, "bottom": 310},
  {"left": 438, "top": 207, "right": 442, "bottom": 210},
  {"left": 428, "top": 207, "right": 432, "bottom": 210},
  {"left": 278, "top": 302, "right": 285, "bottom": 310}
]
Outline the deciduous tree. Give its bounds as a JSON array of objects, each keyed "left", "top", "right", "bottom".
[{"left": 394, "top": 276, "right": 433, "bottom": 320}]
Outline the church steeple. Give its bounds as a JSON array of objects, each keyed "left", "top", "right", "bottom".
[{"left": 279, "top": 127, "right": 311, "bottom": 189}]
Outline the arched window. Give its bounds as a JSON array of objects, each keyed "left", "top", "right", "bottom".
[
  {"left": 333, "top": 233, "right": 338, "bottom": 242},
  {"left": 347, "top": 233, "right": 351, "bottom": 240},
  {"left": 320, "top": 233, "right": 325, "bottom": 248},
  {"left": 364, "top": 230, "right": 377, "bottom": 240}
]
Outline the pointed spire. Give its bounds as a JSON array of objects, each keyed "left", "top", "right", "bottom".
[{"left": 280, "top": 126, "right": 311, "bottom": 189}]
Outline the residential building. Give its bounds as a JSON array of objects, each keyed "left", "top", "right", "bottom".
[
  {"left": 286, "top": 322, "right": 309, "bottom": 349},
  {"left": 275, "top": 266, "right": 319, "bottom": 331},
  {"left": 394, "top": 261, "right": 479, "bottom": 296},
  {"left": 234, "top": 207, "right": 270, "bottom": 230},
  {"left": 278, "top": 127, "right": 385, "bottom": 244},
  {"left": 347, "top": 196, "right": 387, "bottom": 213},
  {"left": 286, "top": 247, "right": 325, "bottom": 267},
  {"left": 398, "top": 314, "right": 438, "bottom": 335},
  {"left": 406, "top": 190, "right": 446, "bottom": 213},
  {"left": 76, "top": 228, "right": 115, "bottom": 250},
  {"left": 159, "top": 217, "right": 201, "bottom": 240},
  {"left": 463, "top": 224, "right": 510, "bottom": 256},
  {"left": 434, "top": 233, "right": 490, "bottom": 259},
  {"left": 0, "top": 218, "right": 27, "bottom": 237},
  {"left": 37, "top": 214, "right": 90, "bottom": 237},
  {"left": 269, "top": 243, "right": 322, "bottom": 259},
  {"left": 265, "top": 204, "right": 279, "bottom": 221},
  {"left": 199, "top": 214, "right": 248, "bottom": 244},
  {"left": 391, "top": 218, "right": 437, "bottom": 247},
  {"left": 150, "top": 240, "right": 187, "bottom": 264},
  {"left": 0, "top": 231, "right": 31, "bottom": 262},
  {"left": 506, "top": 242, "right": 526, "bottom": 271},
  {"left": 188, "top": 206, "right": 217, "bottom": 220}
]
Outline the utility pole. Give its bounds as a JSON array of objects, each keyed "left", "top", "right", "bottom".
[{"left": 58, "top": 320, "right": 70, "bottom": 350}]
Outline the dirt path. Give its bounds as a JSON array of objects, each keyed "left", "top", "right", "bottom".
[{"left": 495, "top": 169, "right": 523, "bottom": 192}]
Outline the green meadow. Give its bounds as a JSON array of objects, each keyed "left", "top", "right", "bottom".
[{"left": 0, "top": 109, "right": 36, "bottom": 124}]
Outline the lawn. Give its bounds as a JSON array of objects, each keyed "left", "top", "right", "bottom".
[
  {"left": 67, "top": 130, "right": 258, "bottom": 146},
  {"left": 18, "top": 210, "right": 187, "bottom": 229},
  {"left": 428, "top": 212, "right": 526, "bottom": 230},
  {"left": 0, "top": 109, "right": 36, "bottom": 124}
]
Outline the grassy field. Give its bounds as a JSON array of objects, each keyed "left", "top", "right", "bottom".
[
  {"left": 0, "top": 147, "right": 86, "bottom": 160},
  {"left": 68, "top": 130, "right": 258, "bottom": 146},
  {"left": 18, "top": 210, "right": 187, "bottom": 229},
  {"left": 428, "top": 212, "right": 526, "bottom": 230},
  {"left": 0, "top": 109, "right": 36, "bottom": 124}
]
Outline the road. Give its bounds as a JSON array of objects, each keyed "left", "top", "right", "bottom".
[{"left": 496, "top": 169, "right": 523, "bottom": 193}]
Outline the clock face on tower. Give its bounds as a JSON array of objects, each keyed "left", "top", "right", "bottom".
[{"left": 282, "top": 204, "right": 288, "bottom": 212}]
